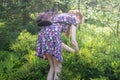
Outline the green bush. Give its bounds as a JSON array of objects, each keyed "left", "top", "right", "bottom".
[
  {"left": 0, "top": 51, "right": 49, "bottom": 80},
  {"left": 10, "top": 29, "right": 37, "bottom": 54},
  {"left": 0, "top": 21, "right": 38, "bottom": 51},
  {"left": 0, "top": 29, "right": 19, "bottom": 50},
  {"left": 0, "top": 24, "right": 120, "bottom": 80},
  {"left": 60, "top": 24, "right": 120, "bottom": 80}
]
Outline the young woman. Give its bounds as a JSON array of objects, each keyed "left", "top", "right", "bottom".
[{"left": 36, "top": 10, "right": 83, "bottom": 80}]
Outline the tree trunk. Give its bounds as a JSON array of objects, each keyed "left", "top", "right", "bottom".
[
  {"left": 22, "top": 9, "right": 29, "bottom": 26},
  {"left": 78, "top": 0, "right": 80, "bottom": 11},
  {"left": 21, "top": 0, "right": 29, "bottom": 26}
]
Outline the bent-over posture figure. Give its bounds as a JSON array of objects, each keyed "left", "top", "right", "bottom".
[{"left": 36, "top": 10, "right": 83, "bottom": 80}]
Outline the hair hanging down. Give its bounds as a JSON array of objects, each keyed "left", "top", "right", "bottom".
[
  {"left": 36, "top": 9, "right": 58, "bottom": 26},
  {"left": 68, "top": 10, "right": 83, "bottom": 24}
]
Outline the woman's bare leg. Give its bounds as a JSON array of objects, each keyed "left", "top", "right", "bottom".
[
  {"left": 53, "top": 58, "right": 62, "bottom": 80},
  {"left": 45, "top": 54, "right": 55, "bottom": 80}
]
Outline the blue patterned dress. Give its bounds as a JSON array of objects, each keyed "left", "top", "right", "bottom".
[{"left": 36, "top": 13, "right": 79, "bottom": 62}]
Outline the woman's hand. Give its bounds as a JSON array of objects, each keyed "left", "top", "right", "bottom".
[{"left": 71, "top": 40, "right": 79, "bottom": 52}]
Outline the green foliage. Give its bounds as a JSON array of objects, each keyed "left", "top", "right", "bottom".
[
  {"left": 60, "top": 24, "right": 120, "bottom": 80},
  {"left": 0, "top": 51, "right": 23, "bottom": 79},
  {"left": 81, "top": 0, "right": 120, "bottom": 37},
  {"left": 0, "top": 25, "right": 19, "bottom": 50},
  {"left": 0, "top": 21, "right": 38, "bottom": 51},
  {"left": 0, "top": 24, "right": 120, "bottom": 80},
  {"left": 54, "top": 0, "right": 78, "bottom": 12},
  {"left": 10, "top": 29, "right": 37, "bottom": 54},
  {"left": 0, "top": 0, "right": 120, "bottom": 80},
  {"left": 0, "top": 51, "right": 48, "bottom": 80}
]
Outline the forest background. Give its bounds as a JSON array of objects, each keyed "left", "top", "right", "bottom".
[{"left": 0, "top": 0, "right": 120, "bottom": 80}]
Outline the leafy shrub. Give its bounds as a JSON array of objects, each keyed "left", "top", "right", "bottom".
[
  {"left": 10, "top": 29, "right": 37, "bottom": 54},
  {"left": 0, "top": 21, "right": 38, "bottom": 51},
  {"left": 0, "top": 51, "right": 23, "bottom": 80},
  {"left": 23, "top": 24, "right": 39, "bottom": 34},
  {"left": 0, "top": 21, "right": 22, "bottom": 50},
  {"left": 60, "top": 24, "right": 120, "bottom": 80},
  {"left": 0, "top": 29, "right": 19, "bottom": 50},
  {"left": 0, "top": 51, "right": 49, "bottom": 80},
  {"left": 1, "top": 24, "right": 120, "bottom": 80}
]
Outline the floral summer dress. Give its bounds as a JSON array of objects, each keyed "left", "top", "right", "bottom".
[{"left": 36, "top": 13, "right": 79, "bottom": 62}]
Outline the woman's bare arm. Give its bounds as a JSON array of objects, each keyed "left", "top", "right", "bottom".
[
  {"left": 62, "top": 25, "right": 79, "bottom": 53},
  {"left": 61, "top": 42, "right": 75, "bottom": 52},
  {"left": 71, "top": 25, "right": 79, "bottom": 52}
]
